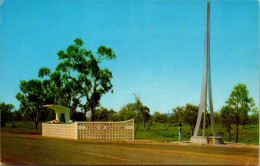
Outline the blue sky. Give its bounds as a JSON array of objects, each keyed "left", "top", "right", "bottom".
[{"left": 0, "top": 0, "right": 259, "bottom": 114}]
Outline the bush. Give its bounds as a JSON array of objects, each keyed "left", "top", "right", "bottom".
[
  {"left": 71, "top": 111, "right": 86, "bottom": 121},
  {"left": 0, "top": 102, "right": 14, "bottom": 127}
]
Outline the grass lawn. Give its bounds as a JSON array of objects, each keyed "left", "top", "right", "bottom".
[
  {"left": 134, "top": 122, "right": 259, "bottom": 145},
  {"left": 3, "top": 121, "right": 42, "bottom": 135},
  {"left": 3, "top": 121, "right": 259, "bottom": 145}
]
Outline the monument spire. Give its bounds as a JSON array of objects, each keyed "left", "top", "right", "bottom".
[{"left": 190, "top": 1, "right": 223, "bottom": 144}]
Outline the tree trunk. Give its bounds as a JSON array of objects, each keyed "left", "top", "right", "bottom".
[
  {"left": 236, "top": 123, "right": 239, "bottom": 143},
  {"left": 12, "top": 120, "right": 15, "bottom": 128},
  {"left": 135, "top": 121, "right": 139, "bottom": 136},
  {"left": 34, "top": 110, "right": 39, "bottom": 130},
  {"left": 190, "top": 125, "right": 194, "bottom": 136},
  {"left": 228, "top": 127, "right": 231, "bottom": 142},
  {"left": 91, "top": 107, "right": 95, "bottom": 121}
]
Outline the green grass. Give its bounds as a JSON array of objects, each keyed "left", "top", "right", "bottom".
[
  {"left": 3, "top": 121, "right": 259, "bottom": 145},
  {"left": 3, "top": 121, "right": 42, "bottom": 135},
  {"left": 135, "top": 122, "right": 259, "bottom": 145}
]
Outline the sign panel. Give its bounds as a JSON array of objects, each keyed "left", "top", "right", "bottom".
[{"left": 77, "top": 119, "right": 134, "bottom": 141}]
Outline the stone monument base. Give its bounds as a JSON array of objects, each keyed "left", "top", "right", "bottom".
[
  {"left": 190, "top": 136, "right": 208, "bottom": 144},
  {"left": 190, "top": 136, "right": 224, "bottom": 144}
]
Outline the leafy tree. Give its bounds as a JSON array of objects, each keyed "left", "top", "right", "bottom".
[
  {"left": 133, "top": 95, "right": 150, "bottom": 128},
  {"left": 249, "top": 110, "right": 259, "bottom": 125},
  {"left": 183, "top": 103, "right": 198, "bottom": 135},
  {"left": 110, "top": 112, "right": 120, "bottom": 121},
  {"left": 118, "top": 103, "right": 137, "bottom": 121},
  {"left": 213, "top": 112, "right": 221, "bottom": 125},
  {"left": 38, "top": 107, "right": 56, "bottom": 122},
  {"left": 12, "top": 109, "right": 24, "bottom": 121},
  {"left": 241, "top": 110, "right": 249, "bottom": 129},
  {"left": 154, "top": 112, "right": 161, "bottom": 123},
  {"left": 16, "top": 79, "right": 49, "bottom": 130},
  {"left": 172, "top": 106, "right": 185, "bottom": 139},
  {"left": 0, "top": 102, "right": 14, "bottom": 127},
  {"left": 220, "top": 105, "right": 234, "bottom": 142},
  {"left": 38, "top": 68, "right": 81, "bottom": 113},
  {"left": 71, "top": 111, "right": 87, "bottom": 121},
  {"left": 172, "top": 106, "right": 185, "bottom": 127},
  {"left": 95, "top": 107, "right": 116, "bottom": 121},
  {"left": 225, "top": 83, "right": 255, "bottom": 143},
  {"left": 9, "top": 109, "right": 24, "bottom": 128},
  {"left": 53, "top": 38, "right": 116, "bottom": 121},
  {"left": 154, "top": 112, "right": 167, "bottom": 123},
  {"left": 168, "top": 114, "right": 175, "bottom": 126},
  {"left": 119, "top": 94, "right": 150, "bottom": 135}
]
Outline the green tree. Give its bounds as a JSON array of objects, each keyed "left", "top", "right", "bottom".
[
  {"left": 249, "top": 110, "right": 259, "bottom": 125},
  {"left": 141, "top": 107, "right": 150, "bottom": 128},
  {"left": 53, "top": 38, "right": 116, "bottom": 121},
  {"left": 71, "top": 111, "right": 87, "bottom": 121},
  {"left": 172, "top": 106, "right": 185, "bottom": 127},
  {"left": 183, "top": 103, "right": 198, "bottom": 135},
  {"left": 172, "top": 106, "right": 185, "bottom": 139},
  {"left": 225, "top": 83, "right": 255, "bottom": 143},
  {"left": 38, "top": 68, "right": 82, "bottom": 113},
  {"left": 0, "top": 102, "right": 14, "bottom": 127},
  {"left": 119, "top": 94, "right": 150, "bottom": 135},
  {"left": 133, "top": 95, "right": 150, "bottom": 128},
  {"left": 16, "top": 79, "right": 49, "bottom": 130},
  {"left": 168, "top": 114, "right": 174, "bottom": 126},
  {"left": 110, "top": 112, "right": 120, "bottom": 121},
  {"left": 95, "top": 107, "right": 116, "bottom": 121},
  {"left": 220, "top": 105, "right": 234, "bottom": 142},
  {"left": 12, "top": 109, "right": 24, "bottom": 121},
  {"left": 153, "top": 112, "right": 167, "bottom": 124},
  {"left": 213, "top": 112, "right": 221, "bottom": 125},
  {"left": 118, "top": 103, "right": 137, "bottom": 121},
  {"left": 154, "top": 112, "right": 161, "bottom": 123},
  {"left": 241, "top": 110, "right": 249, "bottom": 129}
]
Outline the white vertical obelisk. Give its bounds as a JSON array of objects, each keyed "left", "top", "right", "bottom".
[{"left": 190, "top": 1, "right": 221, "bottom": 144}]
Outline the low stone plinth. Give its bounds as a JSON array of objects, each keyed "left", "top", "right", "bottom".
[
  {"left": 190, "top": 136, "right": 224, "bottom": 144},
  {"left": 208, "top": 136, "right": 224, "bottom": 144},
  {"left": 190, "top": 136, "right": 208, "bottom": 144}
]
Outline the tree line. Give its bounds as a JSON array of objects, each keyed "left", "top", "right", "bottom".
[{"left": 1, "top": 83, "right": 258, "bottom": 143}]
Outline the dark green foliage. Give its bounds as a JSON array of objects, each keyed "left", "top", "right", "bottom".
[
  {"left": 249, "top": 110, "right": 259, "bottom": 125},
  {"left": 16, "top": 79, "right": 54, "bottom": 130},
  {"left": 53, "top": 38, "right": 116, "bottom": 121},
  {"left": 168, "top": 114, "right": 174, "bottom": 126},
  {"left": 38, "top": 108, "right": 56, "bottom": 122},
  {"left": 0, "top": 102, "right": 14, "bottom": 127},
  {"left": 225, "top": 83, "right": 255, "bottom": 143},
  {"left": 176, "top": 103, "right": 198, "bottom": 135},
  {"left": 11, "top": 110, "right": 24, "bottom": 121},
  {"left": 71, "top": 111, "right": 87, "bottom": 121},
  {"left": 118, "top": 94, "right": 151, "bottom": 135},
  {"left": 172, "top": 106, "right": 185, "bottom": 127},
  {"left": 213, "top": 112, "right": 221, "bottom": 125},
  {"left": 220, "top": 105, "right": 234, "bottom": 142},
  {"left": 95, "top": 107, "right": 116, "bottom": 121},
  {"left": 154, "top": 112, "right": 167, "bottom": 123},
  {"left": 199, "top": 112, "right": 211, "bottom": 129},
  {"left": 118, "top": 103, "right": 137, "bottom": 121}
]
